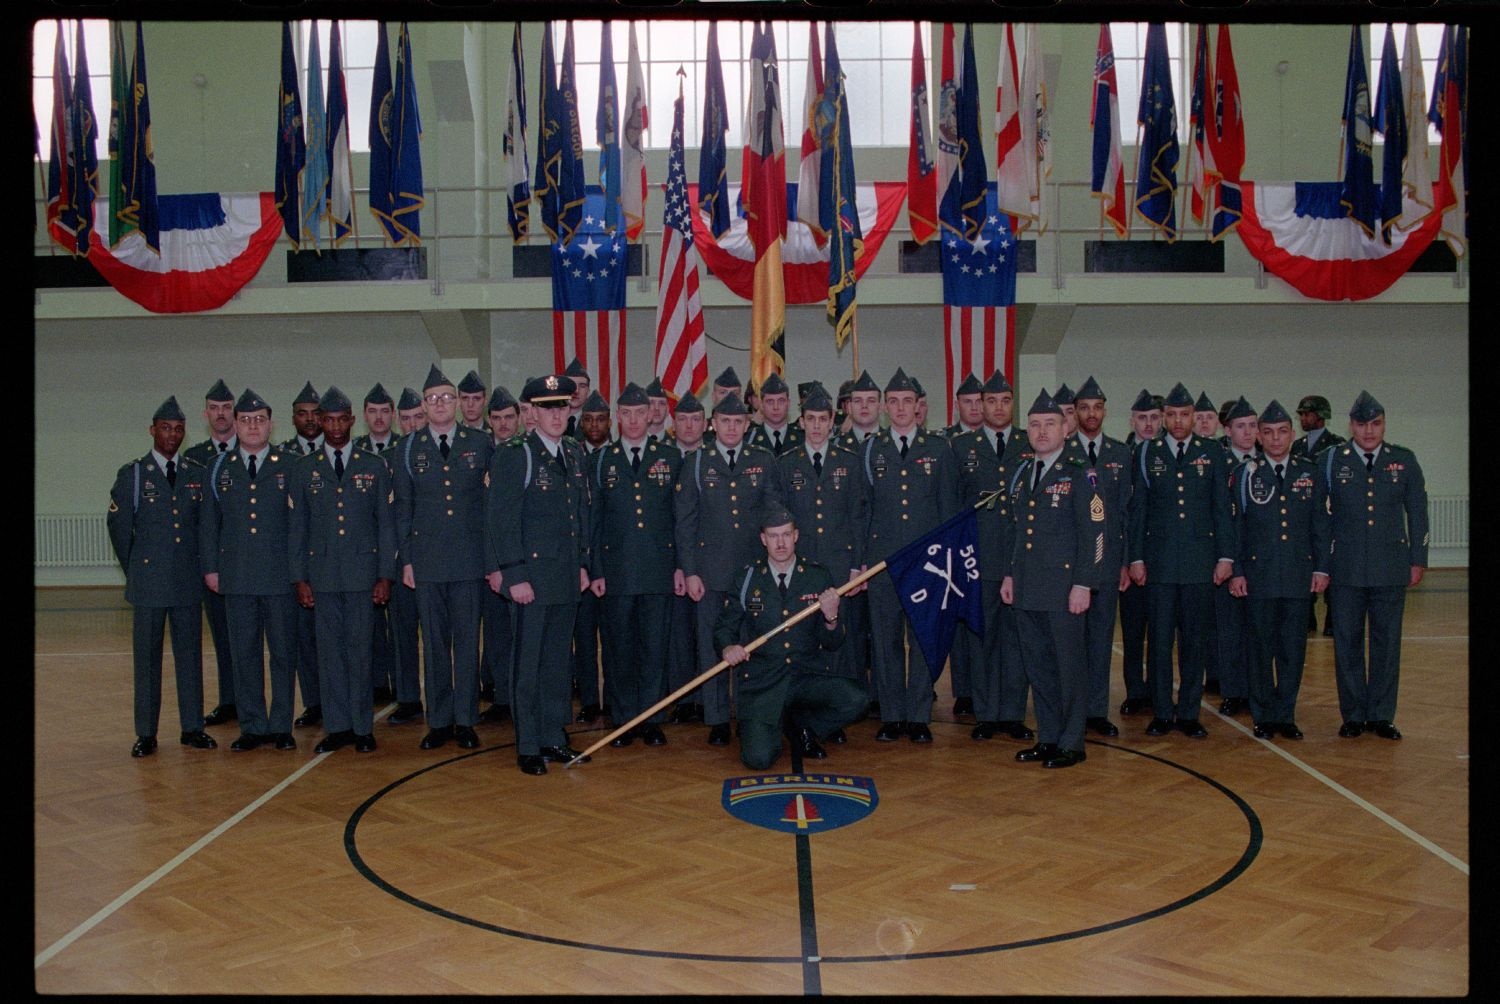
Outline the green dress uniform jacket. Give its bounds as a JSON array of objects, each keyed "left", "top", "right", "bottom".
[
  {"left": 674, "top": 443, "right": 784, "bottom": 592},
  {"left": 393, "top": 426, "right": 495, "bottom": 582},
  {"left": 589, "top": 439, "right": 681, "bottom": 594},
  {"left": 1230, "top": 455, "right": 1331, "bottom": 596},
  {"left": 1004, "top": 455, "right": 1107, "bottom": 608},
  {"left": 1290, "top": 428, "right": 1345, "bottom": 459},
  {"left": 487, "top": 432, "right": 593, "bottom": 602},
  {"left": 1127, "top": 435, "right": 1237, "bottom": 584},
  {"left": 775, "top": 443, "right": 867, "bottom": 583},
  {"left": 108, "top": 453, "right": 207, "bottom": 608},
  {"left": 746, "top": 422, "right": 804, "bottom": 456},
  {"left": 200, "top": 449, "right": 297, "bottom": 594},
  {"left": 1322, "top": 442, "right": 1429, "bottom": 586},
  {"left": 287, "top": 448, "right": 399, "bottom": 590}
]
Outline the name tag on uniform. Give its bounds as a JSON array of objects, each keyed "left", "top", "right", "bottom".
[
  {"left": 704, "top": 468, "right": 721, "bottom": 487},
  {"left": 747, "top": 588, "right": 764, "bottom": 613},
  {"left": 310, "top": 470, "right": 324, "bottom": 489},
  {"left": 274, "top": 470, "right": 286, "bottom": 491},
  {"left": 789, "top": 470, "right": 806, "bottom": 489},
  {"left": 218, "top": 471, "right": 234, "bottom": 493},
  {"left": 1150, "top": 455, "right": 1168, "bottom": 476},
  {"left": 872, "top": 458, "right": 888, "bottom": 478},
  {"left": 604, "top": 464, "right": 620, "bottom": 488},
  {"left": 413, "top": 453, "right": 430, "bottom": 473},
  {"left": 1249, "top": 471, "right": 1276, "bottom": 505},
  {"left": 141, "top": 480, "right": 159, "bottom": 499}
]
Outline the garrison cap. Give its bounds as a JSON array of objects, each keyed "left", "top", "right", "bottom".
[
  {"left": 1130, "top": 388, "right": 1156, "bottom": 412},
  {"left": 714, "top": 366, "right": 742, "bottom": 389},
  {"left": 1074, "top": 375, "right": 1105, "bottom": 402},
  {"left": 981, "top": 370, "right": 1013, "bottom": 395},
  {"left": 761, "top": 505, "right": 798, "bottom": 531},
  {"left": 488, "top": 386, "right": 518, "bottom": 412},
  {"left": 398, "top": 387, "right": 423, "bottom": 411},
  {"left": 884, "top": 368, "right": 916, "bottom": 395},
  {"left": 836, "top": 379, "right": 855, "bottom": 403},
  {"left": 911, "top": 376, "right": 928, "bottom": 399},
  {"left": 797, "top": 380, "right": 821, "bottom": 401},
  {"left": 581, "top": 390, "right": 610, "bottom": 414},
  {"left": 565, "top": 358, "right": 590, "bottom": 380},
  {"left": 645, "top": 377, "right": 666, "bottom": 398},
  {"left": 759, "top": 372, "right": 789, "bottom": 397},
  {"left": 458, "top": 370, "right": 486, "bottom": 394},
  {"left": 234, "top": 388, "right": 271, "bottom": 416},
  {"left": 153, "top": 396, "right": 186, "bottom": 422},
  {"left": 616, "top": 382, "right": 650, "bottom": 408},
  {"left": 956, "top": 373, "right": 983, "bottom": 397},
  {"left": 1163, "top": 383, "right": 1195, "bottom": 408},
  {"left": 205, "top": 379, "right": 234, "bottom": 403},
  {"left": 318, "top": 386, "right": 353, "bottom": 413},
  {"left": 851, "top": 370, "right": 879, "bottom": 394},
  {"left": 522, "top": 374, "right": 576, "bottom": 405},
  {"left": 422, "top": 365, "right": 453, "bottom": 392},
  {"left": 1053, "top": 383, "right": 1075, "bottom": 406},
  {"left": 293, "top": 382, "right": 321, "bottom": 407},
  {"left": 364, "top": 383, "right": 393, "bottom": 407},
  {"left": 1027, "top": 389, "right": 1063, "bottom": 416},
  {"left": 1258, "top": 399, "right": 1292, "bottom": 425},
  {"left": 1297, "top": 394, "right": 1333, "bottom": 420},
  {"left": 1224, "top": 396, "right": 1257, "bottom": 423},
  {"left": 675, "top": 391, "right": 704, "bottom": 415},
  {"left": 1349, "top": 390, "right": 1384, "bottom": 421},
  {"left": 1194, "top": 392, "right": 1216, "bottom": 413},
  {"left": 713, "top": 391, "right": 747, "bottom": 416},
  {"left": 801, "top": 389, "right": 835, "bottom": 414}
]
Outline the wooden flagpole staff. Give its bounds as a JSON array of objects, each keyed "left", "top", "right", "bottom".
[{"left": 567, "top": 489, "right": 1002, "bottom": 767}]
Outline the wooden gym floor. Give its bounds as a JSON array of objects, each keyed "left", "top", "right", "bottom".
[{"left": 33, "top": 572, "right": 1469, "bottom": 994}]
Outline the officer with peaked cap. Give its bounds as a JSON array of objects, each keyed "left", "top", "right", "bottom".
[
  {"left": 394, "top": 364, "right": 496, "bottom": 751},
  {"left": 563, "top": 359, "right": 591, "bottom": 438},
  {"left": 1118, "top": 389, "right": 1160, "bottom": 714},
  {"left": 457, "top": 370, "right": 489, "bottom": 432},
  {"left": 397, "top": 386, "right": 427, "bottom": 436},
  {"left": 290, "top": 387, "right": 398, "bottom": 753},
  {"left": 1324, "top": 391, "right": 1428, "bottom": 740},
  {"left": 948, "top": 371, "right": 1034, "bottom": 740},
  {"left": 199, "top": 388, "right": 299, "bottom": 752},
  {"left": 572, "top": 389, "right": 614, "bottom": 723},
  {"left": 1193, "top": 392, "right": 1220, "bottom": 440},
  {"left": 1227, "top": 400, "right": 1330, "bottom": 741},
  {"left": 184, "top": 379, "right": 240, "bottom": 729},
  {"left": 488, "top": 373, "right": 595, "bottom": 774},
  {"left": 1212, "top": 396, "right": 1261, "bottom": 715},
  {"left": 1127, "top": 382, "right": 1237, "bottom": 739},
  {"left": 715, "top": 507, "right": 866, "bottom": 769},
  {"left": 587, "top": 382, "right": 683, "bottom": 747},
  {"left": 665, "top": 391, "right": 709, "bottom": 722},
  {"left": 747, "top": 372, "right": 803, "bottom": 455},
  {"left": 1001, "top": 390, "right": 1105, "bottom": 769},
  {"left": 108, "top": 398, "right": 215, "bottom": 758},
  {"left": 944, "top": 373, "right": 985, "bottom": 439},
  {"left": 674, "top": 391, "right": 783, "bottom": 745},
  {"left": 862, "top": 368, "right": 961, "bottom": 743},
  {"left": 1072, "top": 376, "right": 1130, "bottom": 737}
]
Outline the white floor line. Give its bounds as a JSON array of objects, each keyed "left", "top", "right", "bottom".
[
  {"left": 1207, "top": 706, "right": 1469, "bottom": 876},
  {"left": 36, "top": 701, "right": 401, "bottom": 970},
  {"left": 34, "top": 651, "right": 134, "bottom": 657}
]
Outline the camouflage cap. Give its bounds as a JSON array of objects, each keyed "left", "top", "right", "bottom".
[
  {"left": 1296, "top": 394, "right": 1332, "bottom": 420},
  {"left": 153, "top": 396, "right": 186, "bottom": 422}
]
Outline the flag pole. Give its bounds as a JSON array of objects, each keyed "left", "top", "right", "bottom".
[
  {"left": 567, "top": 488, "right": 1003, "bottom": 767},
  {"left": 851, "top": 312, "right": 859, "bottom": 377}
]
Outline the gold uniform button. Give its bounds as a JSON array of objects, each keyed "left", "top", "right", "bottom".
[
  {"left": 338, "top": 501, "right": 345, "bottom": 508},
  {"left": 901, "top": 499, "right": 909, "bottom": 506},
  {"left": 143, "top": 558, "right": 150, "bottom": 564},
  {"left": 175, "top": 537, "right": 181, "bottom": 543},
  {"left": 1029, "top": 500, "right": 1036, "bottom": 508},
  {"left": 1028, "top": 514, "right": 1035, "bottom": 521},
  {"left": 730, "top": 494, "right": 738, "bottom": 501},
  {"left": 1026, "top": 528, "right": 1034, "bottom": 535},
  {"left": 248, "top": 528, "right": 256, "bottom": 535},
  {"left": 1367, "top": 519, "right": 1375, "bottom": 526},
  {"left": 784, "top": 641, "right": 791, "bottom": 649},
  {"left": 1177, "top": 472, "right": 1184, "bottom": 479},
  {"left": 1280, "top": 508, "right": 1287, "bottom": 514},
  {"left": 1281, "top": 521, "right": 1288, "bottom": 527},
  {"left": 337, "top": 488, "right": 343, "bottom": 495},
  {"left": 338, "top": 515, "right": 345, "bottom": 522},
  {"left": 249, "top": 513, "right": 256, "bottom": 520},
  {"left": 637, "top": 522, "right": 645, "bottom": 529},
  {"left": 816, "top": 512, "right": 824, "bottom": 520},
  {"left": 1179, "top": 512, "right": 1187, "bottom": 519},
  {"left": 733, "top": 522, "right": 740, "bottom": 529},
  {"left": 1367, "top": 505, "right": 1375, "bottom": 512},
  {"left": 732, "top": 508, "right": 740, "bottom": 516},
  {"left": 447, "top": 509, "right": 455, "bottom": 516},
  {"left": 635, "top": 494, "right": 642, "bottom": 501},
  {"left": 635, "top": 508, "right": 643, "bottom": 515},
  {"left": 1367, "top": 491, "right": 1375, "bottom": 497},
  {"left": 816, "top": 527, "right": 824, "bottom": 534},
  {"left": 444, "top": 480, "right": 451, "bottom": 487},
  {"left": 1025, "top": 543, "right": 1033, "bottom": 550},
  {"left": 901, "top": 514, "right": 910, "bottom": 521},
  {"left": 1280, "top": 534, "right": 1288, "bottom": 541},
  {"left": 445, "top": 495, "right": 453, "bottom": 501},
  {"left": 339, "top": 529, "right": 346, "bottom": 536}
]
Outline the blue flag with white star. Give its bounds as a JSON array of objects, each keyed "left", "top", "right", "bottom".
[
  {"left": 940, "top": 185, "right": 1017, "bottom": 308},
  {"left": 551, "top": 191, "right": 627, "bottom": 312},
  {"left": 885, "top": 507, "right": 983, "bottom": 680}
]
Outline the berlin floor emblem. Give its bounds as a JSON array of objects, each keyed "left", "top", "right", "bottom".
[{"left": 722, "top": 774, "right": 879, "bottom": 834}]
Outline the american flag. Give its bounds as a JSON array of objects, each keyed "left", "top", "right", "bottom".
[
  {"left": 942, "top": 187, "right": 1017, "bottom": 420},
  {"left": 551, "top": 192, "right": 627, "bottom": 401},
  {"left": 653, "top": 76, "right": 708, "bottom": 408}
]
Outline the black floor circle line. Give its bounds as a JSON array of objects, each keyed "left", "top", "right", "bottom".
[{"left": 344, "top": 734, "right": 1263, "bottom": 965}]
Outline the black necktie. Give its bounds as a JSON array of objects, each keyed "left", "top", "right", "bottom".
[
  {"left": 1032, "top": 461, "right": 1044, "bottom": 492},
  {"left": 899, "top": 435, "right": 909, "bottom": 459},
  {"left": 166, "top": 458, "right": 177, "bottom": 489},
  {"left": 376, "top": 441, "right": 387, "bottom": 453},
  {"left": 631, "top": 446, "right": 641, "bottom": 473},
  {"left": 1364, "top": 451, "right": 1375, "bottom": 472},
  {"left": 217, "top": 441, "right": 227, "bottom": 453},
  {"left": 727, "top": 448, "right": 736, "bottom": 471},
  {"left": 777, "top": 572, "right": 788, "bottom": 598},
  {"left": 773, "top": 430, "right": 783, "bottom": 452},
  {"left": 247, "top": 455, "right": 258, "bottom": 479},
  {"left": 996, "top": 430, "right": 1005, "bottom": 453},
  {"left": 439, "top": 434, "right": 450, "bottom": 459},
  {"left": 1088, "top": 440, "right": 1098, "bottom": 467},
  {"left": 1275, "top": 462, "right": 1284, "bottom": 486},
  {"left": 1176, "top": 440, "right": 1186, "bottom": 462},
  {"left": 333, "top": 449, "right": 345, "bottom": 480},
  {"left": 556, "top": 446, "right": 566, "bottom": 470},
  {"left": 306, "top": 439, "right": 317, "bottom": 455},
  {"left": 812, "top": 451, "right": 823, "bottom": 477}
]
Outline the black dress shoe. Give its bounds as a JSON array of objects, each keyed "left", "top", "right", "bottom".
[
  {"left": 827, "top": 727, "right": 846, "bottom": 745},
  {"left": 907, "top": 723, "right": 934, "bottom": 743},
  {"left": 795, "top": 727, "right": 828, "bottom": 759},
  {"left": 706, "top": 723, "right": 731, "bottom": 746},
  {"left": 388, "top": 702, "right": 423, "bottom": 725},
  {"left": 952, "top": 697, "right": 974, "bottom": 717},
  {"left": 294, "top": 705, "right": 323, "bottom": 728},
  {"left": 479, "top": 703, "right": 511, "bottom": 724},
  {"left": 202, "top": 704, "right": 238, "bottom": 727},
  {"left": 875, "top": 721, "right": 905, "bottom": 742},
  {"left": 971, "top": 721, "right": 998, "bottom": 740},
  {"left": 1043, "top": 748, "right": 1087, "bottom": 769},
  {"left": 230, "top": 732, "right": 264, "bottom": 752},
  {"left": 1279, "top": 722, "right": 1304, "bottom": 740},
  {"left": 1086, "top": 717, "right": 1120, "bottom": 737},
  {"left": 454, "top": 725, "right": 480, "bottom": 749},
  {"left": 354, "top": 733, "right": 376, "bottom": 753},
  {"left": 273, "top": 732, "right": 297, "bottom": 751},
  {"left": 609, "top": 728, "right": 637, "bottom": 748},
  {"left": 640, "top": 724, "right": 668, "bottom": 746},
  {"left": 419, "top": 726, "right": 452, "bottom": 750},
  {"left": 1178, "top": 719, "right": 1208, "bottom": 738},
  {"left": 1252, "top": 722, "right": 1277, "bottom": 739},
  {"left": 539, "top": 744, "right": 589, "bottom": 763},
  {"left": 373, "top": 686, "right": 395, "bottom": 705},
  {"left": 1338, "top": 720, "right": 1364, "bottom": 738},
  {"left": 1370, "top": 721, "right": 1402, "bottom": 740},
  {"left": 130, "top": 736, "right": 157, "bottom": 758},
  {"left": 996, "top": 720, "right": 1035, "bottom": 741},
  {"left": 1145, "top": 717, "right": 1174, "bottom": 736},
  {"left": 575, "top": 703, "right": 602, "bottom": 724},
  {"left": 315, "top": 731, "right": 354, "bottom": 754},
  {"left": 1119, "top": 697, "right": 1151, "bottom": 716},
  {"left": 1016, "top": 742, "right": 1060, "bottom": 763},
  {"left": 180, "top": 729, "right": 217, "bottom": 750},
  {"left": 517, "top": 755, "right": 547, "bottom": 775}
]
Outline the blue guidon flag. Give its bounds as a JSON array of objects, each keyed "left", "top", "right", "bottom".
[
  {"left": 884, "top": 506, "right": 983, "bottom": 679},
  {"left": 723, "top": 774, "right": 878, "bottom": 835}
]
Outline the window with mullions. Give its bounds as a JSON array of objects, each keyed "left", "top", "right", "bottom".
[
  {"left": 1367, "top": 23, "right": 1448, "bottom": 146},
  {"left": 32, "top": 19, "right": 111, "bottom": 164},
  {"left": 1109, "top": 22, "right": 1188, "bottom": 147},
  {"left": 295, "top": 20, "right": 380, "bottom": 155},
  {"left": 550, "top": 20, "right": 931, "bottom": 152}
]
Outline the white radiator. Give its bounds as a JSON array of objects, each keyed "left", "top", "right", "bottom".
[{"left": 1426, "top": 495, "right": 1468, "bottom": 548}]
